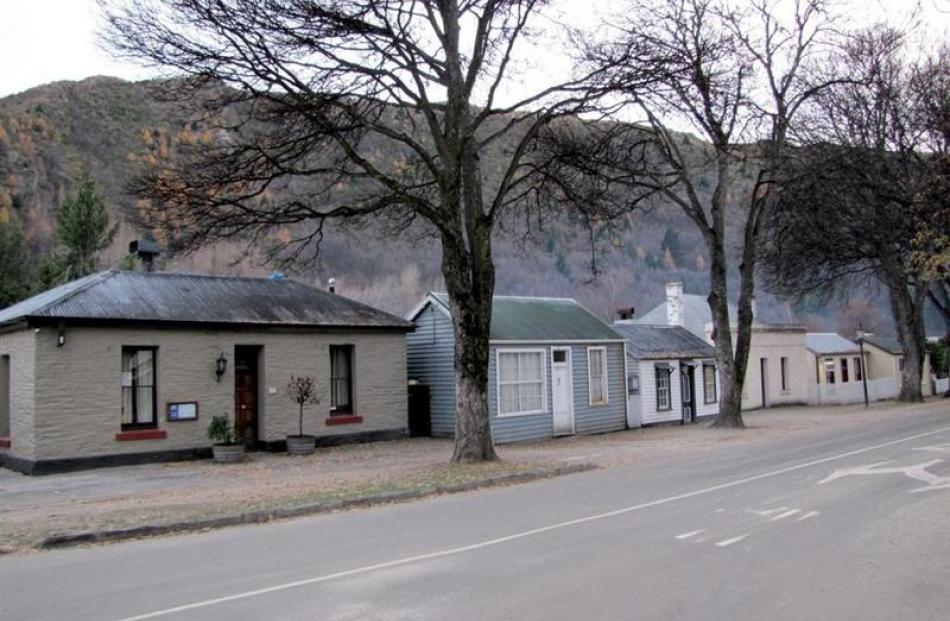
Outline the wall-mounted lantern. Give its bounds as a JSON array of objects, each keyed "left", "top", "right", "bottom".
[
  {"left": 215, "top": 352, "right": 228, "bottom": 382},
  {"left": 57, "top": 323, "right": 66, "bottom": 347}
]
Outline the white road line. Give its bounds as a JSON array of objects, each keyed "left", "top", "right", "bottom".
[
  {"left": 113, "top": 424, "right": 950, "bottom": 621},
  {"left": 715, "top": 534, "right": 749, "bottom": 547},
  {"left": 675, "top": 529, "right": 706, "bottom": 540},
  {"left": 797, "top": 511, "right": 820, "bottom": 522},
  {"left": 770, "top": 509, "right": 802, "bottom": 521},
  {"left": 749, "top": 506, "right": 788, "bottom": 517}
]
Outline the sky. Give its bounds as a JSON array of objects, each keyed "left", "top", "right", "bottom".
[{"left": 0, "top": 0, "right": 948, "bottom": 99}]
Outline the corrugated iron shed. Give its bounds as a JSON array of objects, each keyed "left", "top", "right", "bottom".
[{"left": 0, "top": 270, "right": 412, "bottom": 330}]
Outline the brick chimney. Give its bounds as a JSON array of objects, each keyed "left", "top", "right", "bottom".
[{"left": 666, "top": 281, "right": 684, "bottom": 327}]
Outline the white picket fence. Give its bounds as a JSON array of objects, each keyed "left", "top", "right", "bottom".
[
  {"left": 808, "top": 377, "right": 900, "bottom": 406},
  {"left": 934, "top": 377, "right": 949, "bottom": 395}
]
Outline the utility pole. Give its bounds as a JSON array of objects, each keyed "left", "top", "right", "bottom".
[{"left": 858, "top": 322, "right": 869, "bottom": 408}]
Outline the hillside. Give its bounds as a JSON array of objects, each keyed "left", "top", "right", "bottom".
[{"left": 0, "top": 76, "right": 896, "bottom": 332}]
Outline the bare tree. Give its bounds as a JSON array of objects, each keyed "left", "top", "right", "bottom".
[
  {"left": 761, "top": 31, "right": 950, "bottom": 401},
  {"left": 545, "top": 0, "right": 842, "bottom": 426},
  {"left": 101, "top": 0, "right": 613, "bottom": 462}
]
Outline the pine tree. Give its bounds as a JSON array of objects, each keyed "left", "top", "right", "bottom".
[
  {"left": 54, "top": 176, "right": 117, "bottom": 280},
  {"left": 0, "top": 213, "right": 31, "bottom": 307}
]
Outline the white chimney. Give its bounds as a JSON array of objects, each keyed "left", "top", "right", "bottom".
[
  {"left": 666, "top": 281, "right": 684, "bottom": 327},
  {"left": 750, "top": 296, "right": 758, "bottom": 319}
]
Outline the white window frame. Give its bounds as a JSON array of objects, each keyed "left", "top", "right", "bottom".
[
  {"left": 703, "top": 363, "right": 717, "bottom": 404},
  {"left": 656, "top": 365, "right": 672, "bottom": 411},
  {"left": 587, "top": 346, "right": 609, "bottom": 406},
  {"left": 495, "top": 348, "right": 548, "bottom": 417}
]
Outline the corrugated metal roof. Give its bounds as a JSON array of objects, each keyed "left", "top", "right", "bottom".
[
  {"left": 428, "top": 293, "right": 622, "bottom": 342},
  {"left": 634, "top": 294, "right": 800, "bottom": 337},
  {"left": 0, "top": 270, "right": 412, "bottom": 330},
  {"left": 860, "top": 334, "right": 903, "bottom": 355},
  {"left": 633, "top": 294, "right": 715, "bottom": 337},
  {"left": 613, "top": 323, "right": 716, "bottom": 359},
  {"left": 806, "top": 333, "right": 860, "bottom": 355}
]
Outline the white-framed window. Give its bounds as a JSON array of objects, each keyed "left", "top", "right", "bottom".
[
  {"left": 703, "top": 364, "right": 717, "bottom": 403},
  {"left": 587, "top": 347, "right": 609, "bottom": 405},
  {"left": 656, "top": 365, "right": 672, "bottom": 411},
  {"left": 824, "top": 359, "right": 836, "bottom": 384},
  {"left": 496, "top": 349, "right": 547, "bottom": 416},
  {"left": 854, "top": 356, "right": 863, "bottom": 381}
]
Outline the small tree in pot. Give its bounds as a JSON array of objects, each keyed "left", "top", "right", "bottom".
[
  {"left": 286, "top": 375, "right": 321, "bottom": 455},
  {"left": 207, "top": 415, "right": 244, "bottom": 464}
]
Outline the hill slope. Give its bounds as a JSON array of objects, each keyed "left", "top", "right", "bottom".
[{"left": 0, "top": 76, "right": 893, "bottom": 333}]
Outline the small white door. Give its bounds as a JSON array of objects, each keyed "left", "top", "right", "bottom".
[{"left": 551, "top": 348, "right": 574, "bottom": 436}]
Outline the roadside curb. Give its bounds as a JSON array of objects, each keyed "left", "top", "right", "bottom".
[{"left": 39, "top": 463, "right": 597, "bottom": 550}]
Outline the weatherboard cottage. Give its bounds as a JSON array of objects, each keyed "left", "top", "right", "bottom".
[
  {"left": 613, "top": 322, "right": 719, "bottom": 427},
  {"left": 406, "top": 293, "right": 628, "bottom": 442}
]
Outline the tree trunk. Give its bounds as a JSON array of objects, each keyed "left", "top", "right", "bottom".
[
  {"left": 442, "top": 231, "right": 498, "bottom": 463},
  {"left": 708, "top": 238, "right": 745, "bottom": 428},
  {"left": 886, "top": 273, "right": 927, "bottom": 402}
]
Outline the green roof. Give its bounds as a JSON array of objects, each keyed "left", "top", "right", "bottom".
[{"left": 428, "top": 293, "right": 622, "bottom": 342}]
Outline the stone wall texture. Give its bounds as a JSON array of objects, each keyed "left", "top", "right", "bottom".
[
  {"left": 0, "top": 329, "right": 37, "bottom": 460},
  {"left": 4, "top": 325, "right": 407, "bottom": 462}
]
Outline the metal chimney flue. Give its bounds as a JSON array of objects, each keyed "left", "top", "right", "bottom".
[
  {"left": 617, "top": 307, "right": 636, "bottom": 321},
  {"left": 129, "top": 240, "right": 161, "bottom": 272},
  {"left": 328, "top": 277, "right": 336, "bottom": 294}
]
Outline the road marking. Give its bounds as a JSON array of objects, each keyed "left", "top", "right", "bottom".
[
  {"left": 113, "top": 424, "right": 950, "bottom": 621},
  {"left": 675, "top": 529, "right": 705, "bottom": 540},
  {"left": 770, "top": 509, "right": 801, "bottom": 521},
  {"left": 914, "top": 443, "right": 950, "bottom": 453},
  {"left": 749, "top": 506, "right": 789, "bottom": 517},
  {"left": 715, "top": 534, "right": 749, "bottom": 547},
  {"left": 819, "top": 459, "right": 950, "bottom": 492},
  {"left": 797, "top": 511, "right": 820, "bottom": 521}
]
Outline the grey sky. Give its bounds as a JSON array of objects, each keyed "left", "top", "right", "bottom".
[{"left": 0, "top": 0, "right": 947, "bottom": 99}]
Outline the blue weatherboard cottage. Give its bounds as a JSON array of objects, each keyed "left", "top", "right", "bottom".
[{"left": 406, "top": 293, "right": 629, "bottom": 443}]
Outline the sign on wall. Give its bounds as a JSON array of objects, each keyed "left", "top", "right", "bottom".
[{"left": 167, "top": 402, "right": 198, "bottom": 421}]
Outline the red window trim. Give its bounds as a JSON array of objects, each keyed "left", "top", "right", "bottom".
[
  {"left": 325, "top": 415, "right": 363, "bottom": 426},
  {"left": 0, "top": 436, "right": 10, "bottom": 448},
  {"left": 115, "top": 429, "right": 167, "bottom": 441}
]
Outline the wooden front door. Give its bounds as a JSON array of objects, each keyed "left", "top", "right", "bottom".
[
  {"left": 551, "top": 348, "right": 575, "bottom": 436},
  {"left": 234, "top": 346, "right": 260, "bottom": 447},
  {"left": 681, "top": 365, "right": 696, "bottom": 424}
]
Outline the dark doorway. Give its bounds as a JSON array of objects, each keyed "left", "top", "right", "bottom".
[
  {"left": 234, "top": 345, "right": 261, "bottom": 448},
  {"left": 681, "top": 365, "right": 696, "bottom": 424},
  {"left": 760, "top": 357, "right": 770, "bottom": 408},
  {"left": 408, "top": 383, "right": 431, "bottom": 437}
]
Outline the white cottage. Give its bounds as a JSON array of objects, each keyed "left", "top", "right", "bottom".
[{"left": 612, "top": 323, "right": 719, "bottom": 427}]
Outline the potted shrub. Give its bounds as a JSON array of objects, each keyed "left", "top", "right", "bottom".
[
  {"left": 286, "top": 375, "right": 321, "bottom": 455},
  {"left": 207, "top": 415, "right": 245, "bottom": 463}
]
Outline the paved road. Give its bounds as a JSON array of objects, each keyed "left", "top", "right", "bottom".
[{"left": 3, "top": 403, "right": 950, "bottom": 621}]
